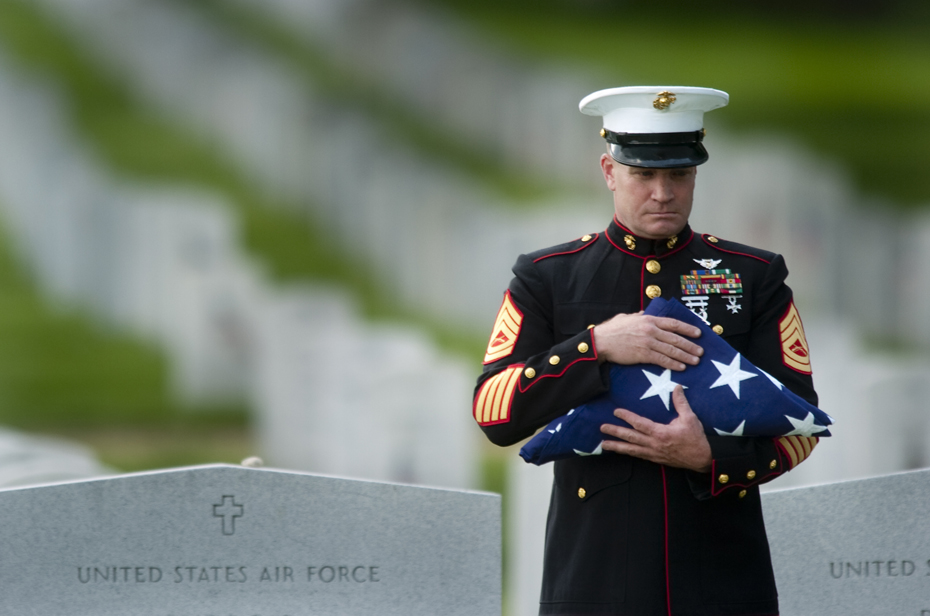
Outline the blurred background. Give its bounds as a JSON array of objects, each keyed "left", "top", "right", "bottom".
[{"left": 0, "top": 0, "right": 928, "bottom": 613}]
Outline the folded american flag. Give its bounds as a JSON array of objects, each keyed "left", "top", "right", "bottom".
[{"left": 520, "top": 297, "right": 832, "bottom": 465}]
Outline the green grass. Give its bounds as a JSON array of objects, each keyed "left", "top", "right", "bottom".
[
  {"left": 0, "top": 215, "right": 248, "bottom": 429},
  {"left": 417, "top": 1, "right": 930, "bottom": 206},
  {"left": 0, "top": 0, "right": 486, "bottom": 359},
  {"left": 0, "top": 0, "right": 487, "bottom": 469},
  {"left": 172, "top": 0, "right": 574, "bottom": 204}
]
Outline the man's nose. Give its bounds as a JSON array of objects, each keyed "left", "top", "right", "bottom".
[{"left": 652, "top": 178, "right": 675, "bottom": 202}]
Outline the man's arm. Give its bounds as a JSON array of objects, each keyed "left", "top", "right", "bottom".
[{"left": 474, "top": 254, "right": 703, "bottom": 447}]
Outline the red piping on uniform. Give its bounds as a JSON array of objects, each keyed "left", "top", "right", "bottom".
[
  {"left": 606, "top": 220, "right": 695, "bottom": 258},
  {"left": 516, "top": 355, "right": 598, "bottom": 394},
  {"left": 661, "top": 465, "right": 671, "bottom": 616},
  {"left": 533, "top": 233, "right": 599, "bottom": 263},
  {"left": 774, "top": 438, "right": 795, "bottom": 469},
  {"left": 702, "top": 235, "right": 772, "bottom": 264},
  {"left": 709, "top": 454, "right": 785, "bottom": 497},
  {"left": 639, "top": 259, "right": 647, "bottom": 311},
  {"left": 604, "top": 228, "right": 640, "bottom": 257}
]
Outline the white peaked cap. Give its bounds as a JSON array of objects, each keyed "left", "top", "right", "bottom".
[{"left": 579, "top": 86, "right": 729, "bottom": 134}]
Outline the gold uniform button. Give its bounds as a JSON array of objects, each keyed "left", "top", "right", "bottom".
[
  {"left": 587, "top": 324, "right": 595, "bottom": 330},
  {"left": 739, "top": 490, "right": 747, "bottom": 499},
  {"left": 718, "top": 474, "right": 729, "bottom": 485},
  {"left": 549, "top": 355, "right": 561, "bottom": 366},
  {"left": 578, "top": 487, "right": 586, "bottom": 499},
  {"left": 581, "top": 234, "right": 592, "bottom": 242},
  {"left": 577, "top": 342, "right": 589, "bottom": 353},
  {"left": 770, "top": 459, "right": 778, "bottom": 470},
  {"left": 645, "top": 285, "right": 661, "bottom": 299},
  {"left": 707, "top": 236, "right": 719, "bottom": 243},
  {"left": 524, "top": 367, "right": 536, "bottom": 379},
  {"left": 712, "top": 325, "right": 724, "bottom": 335},
  {"left": 646, "top": 259, "right": 661, "bottom": 274},
  {"left": 747, "top": 470, "right": 757, "bottom": 480}
]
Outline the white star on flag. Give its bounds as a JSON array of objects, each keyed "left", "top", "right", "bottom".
[
  {"left": 784, "top": 412, "right": 829, "bottom": 437},
  {"left": 640, "top": 369, "right": 687, "bottom": 410},
  {"left": 714, "top": 420, "right": 746, "bottom": 436},
  {"left": 573, "top": 443, "right": 604, "bottom": 456},
  {"left": 710, "top": 353, "right": 757, "bottom": 398}
]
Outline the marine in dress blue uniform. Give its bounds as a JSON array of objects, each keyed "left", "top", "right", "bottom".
[{"left": 474, "top": 87, "right": 819, "bottom": 616}]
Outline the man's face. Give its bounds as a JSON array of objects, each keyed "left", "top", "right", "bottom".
[{"left": 600, "top": 154, "right": 696, "bottom": 240}]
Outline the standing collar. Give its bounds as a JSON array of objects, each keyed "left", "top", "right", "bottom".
[{"left": 605, "top": 217, "right": 693, "bottom": 258}]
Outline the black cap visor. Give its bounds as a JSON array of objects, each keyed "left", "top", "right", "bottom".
[
  {"left": 608, "top": 142, "right": 708, "bottom": 168},
  {"left": 604, "top": 130, "right": 708, "bottom": 168}
]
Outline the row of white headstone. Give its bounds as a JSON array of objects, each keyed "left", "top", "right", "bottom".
[
  {"left": 0, "top": 54, "right": 477, "bottom": 491},
  {"left": 33, "top": 0, "right": 606, "bottom": 331},
  {"left": 32, "top": 0, "right": 930, "bottom": 480},
  {"left": 34, "top": 0, "right": 930, "bottom": 346}
]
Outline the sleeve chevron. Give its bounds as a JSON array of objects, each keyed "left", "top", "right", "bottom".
[
  {"left": 483, "top": 291, "right": 523, "bottom": 365},
  {"left": 473, "top": 365, "right": 523, "bottom": 426},
  {"left": 777, "top": 435, "right": 819, "bottom": 469}
]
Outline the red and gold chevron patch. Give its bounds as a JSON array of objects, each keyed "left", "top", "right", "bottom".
[
  {"left": 483, "top": 291, "right": 523, "bottom": 365},
  {"left": 473, "top": 365, "right": 523, "bottom": 426},
  {"left": 777, "top": 435, "right": 819, "bottom": 469},
  {"left": 779, "top": 301, "right": 812, "bottom": 374}
]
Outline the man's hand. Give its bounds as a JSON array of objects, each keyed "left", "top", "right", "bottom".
[
  {"left": 599, "top": 386, "right": 712, "bottom": 472},
  {"left": 592, "top": 311, "right": 702, "bottom": 370}
]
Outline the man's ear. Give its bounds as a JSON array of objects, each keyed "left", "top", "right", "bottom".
[{"left": 600, "top": 153, "right": 618, "bottom": 191}]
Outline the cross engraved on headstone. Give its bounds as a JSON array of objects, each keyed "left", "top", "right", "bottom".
[{"left": 212, "top": 495, "right": 244, "bottom": 536}]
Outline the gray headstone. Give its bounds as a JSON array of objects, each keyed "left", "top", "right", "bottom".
[
  {"left": 763, "top": 469, "right": 930, "bottom": 616},
  {"left": 0, "top": 464, "right": 500, "bottom": 615}
]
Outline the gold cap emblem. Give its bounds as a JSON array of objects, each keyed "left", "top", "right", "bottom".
[
  {"left": 599, "top": 128, "right": 607, "bottom": 138},
  {"left": 653, "top": 91, "right": 677, "bottom": 110},
  {"left": 624, "top": 235, "right": 636, "bottom": 250}
]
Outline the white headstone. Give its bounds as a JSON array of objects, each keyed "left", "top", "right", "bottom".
[
  {"left": 0, "top": 464, "right": 501, "bottom": 615},
  {"left": 763, "top": 469, "right": 930, "bottom": 616}
]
